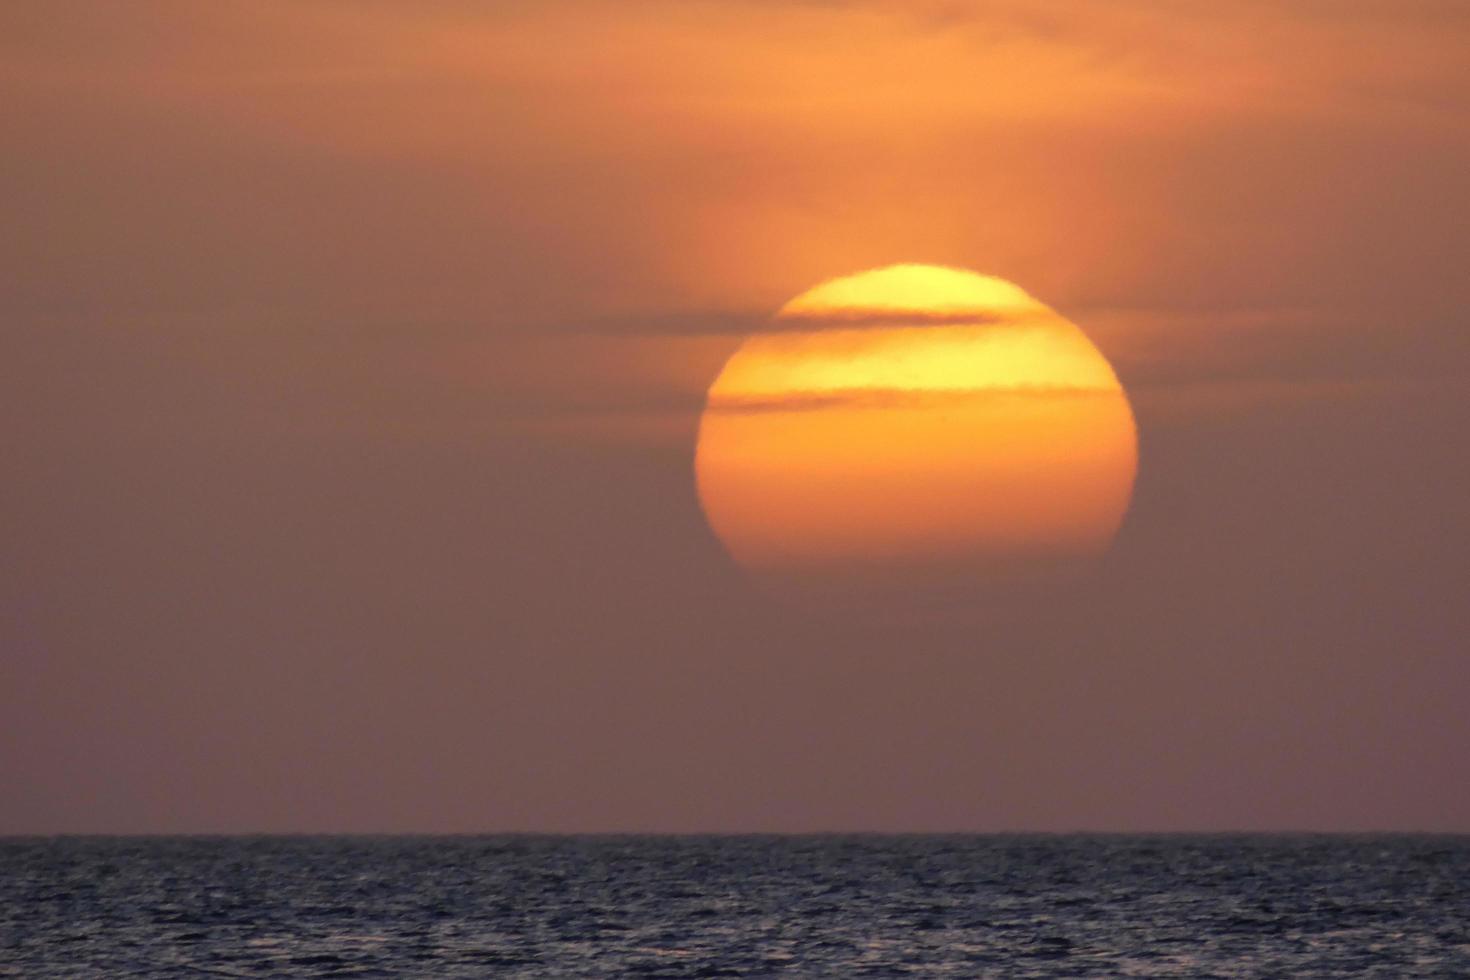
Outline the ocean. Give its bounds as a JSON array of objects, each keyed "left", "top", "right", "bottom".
[{"left": 2, "top": 834, "right": 1467, "bottom": 977}]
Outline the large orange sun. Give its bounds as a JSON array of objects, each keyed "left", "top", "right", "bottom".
[{"left": 695, "top": 264, "right": 1137, "bottom": 605}]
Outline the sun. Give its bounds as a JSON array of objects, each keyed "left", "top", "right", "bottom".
[{"left": 694, "top": 263, "right": 1137, "bottom": 605}]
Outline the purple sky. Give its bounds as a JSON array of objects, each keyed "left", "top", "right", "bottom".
[{"left": 3, "top": 0, "right": 1469, "bottom": 832}]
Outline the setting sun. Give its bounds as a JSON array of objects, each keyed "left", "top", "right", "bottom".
[{"left": 696, "top": 264, "right": 1137, "bottom": 595}]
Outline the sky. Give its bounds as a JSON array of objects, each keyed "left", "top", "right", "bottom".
[{"left": 3, "top": 0, "right": 1469, "bottom": 833}]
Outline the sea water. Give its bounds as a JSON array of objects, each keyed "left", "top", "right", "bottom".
[{"left": 2, "top": 834, "right": 1467, "bottom": 977}]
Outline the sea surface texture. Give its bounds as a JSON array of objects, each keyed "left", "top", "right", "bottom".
[{"left": 2, "top": 835, "right": 1467, "bottom": 977}]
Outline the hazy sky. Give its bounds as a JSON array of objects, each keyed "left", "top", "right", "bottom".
[{"left": 4, "top": 0, "right": 1469, "bottom": 832}]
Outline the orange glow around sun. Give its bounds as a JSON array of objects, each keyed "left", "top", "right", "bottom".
[{"left": 695, "top": 264, "right": 1137, "bottom": 594}]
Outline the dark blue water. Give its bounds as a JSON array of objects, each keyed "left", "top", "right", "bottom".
[{"left": 2, "top": 835, "right": 1467, "bottom": 977}]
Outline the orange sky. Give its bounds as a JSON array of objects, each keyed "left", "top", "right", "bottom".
[{"left": 2, "top": 1, "right": 1469, "bottom": 832}]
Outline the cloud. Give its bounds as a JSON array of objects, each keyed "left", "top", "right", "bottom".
[
  {"left": 549, "top": 308, "right": 1039, "bottom": 336},
  {"left": 772, "top": 310, "right": 1031, "bottom": 329},
  {"left": 705, "top": 386, "right": 1121, "bottom": 414}
]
